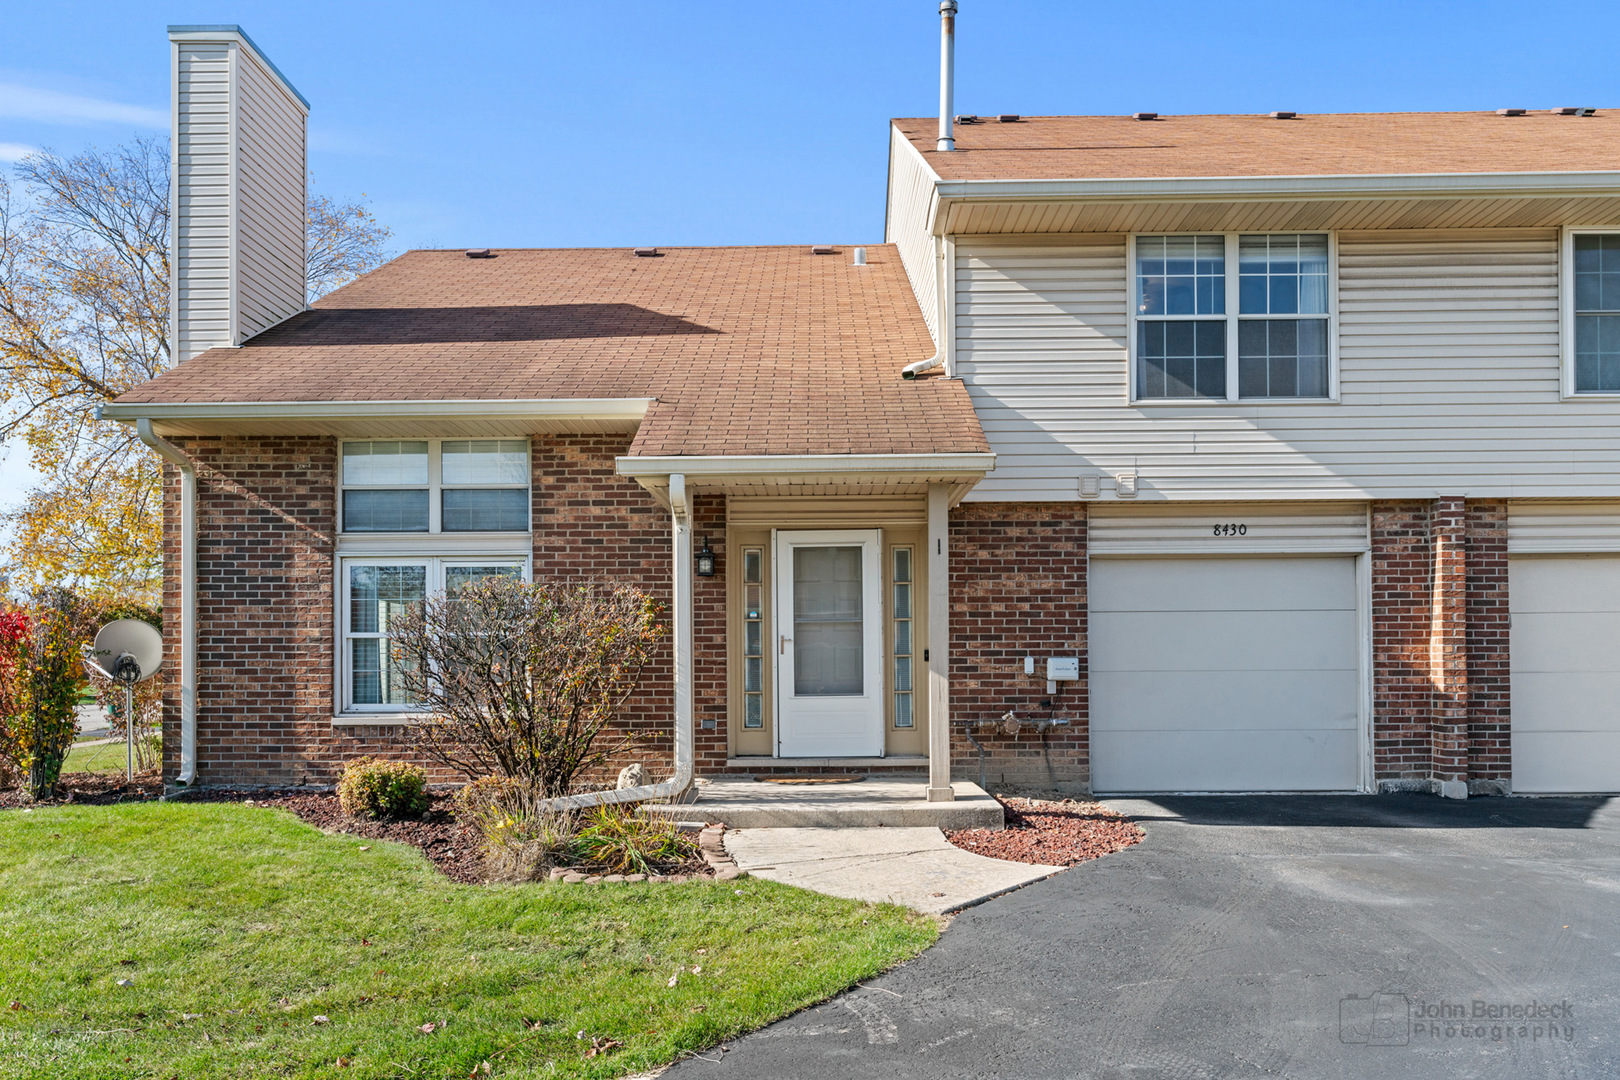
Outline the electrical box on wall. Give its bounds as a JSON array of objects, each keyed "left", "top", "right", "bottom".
[{"left": 1047, "top": 657, "right": 1080, "bottom": 681}]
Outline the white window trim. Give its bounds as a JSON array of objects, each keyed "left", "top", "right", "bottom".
[
  {"left": 334, "top": 554, "right": 532, "bottom": 720},
  {"left": 339, "top": 437, "right": 531, "bottom": 536},
  {"left": 1560, "top": 226, "right": 1620, "bottom": 400},
  {"left": 1126, "top": 231, "right": 1340, "bottom": 406}
]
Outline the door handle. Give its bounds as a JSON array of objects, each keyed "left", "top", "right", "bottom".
[{"left": 780, "top": 635, "right": 791, "bottom": 655}]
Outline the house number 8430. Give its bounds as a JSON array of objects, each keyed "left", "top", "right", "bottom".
[{"left": 1212, "top": 523, "right": 1248, "bottom": 536}]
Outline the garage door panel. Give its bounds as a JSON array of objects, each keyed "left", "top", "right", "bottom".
[
  {"left": 1092, "top": 728, "right": 1360, "bottom": 793},
  {"left": 1091, "top": 557, "right": 1357, "bottom": 613},
  {"left": 1090, "top": 555, "right": 1362, "bottom": 794},
  {"left": 1090, "top": 610, "right": 1359, "bottom": 673},
  {"left": 1510, "top": 556, "right": 1620, "bottom": 613},
  {"left": 1510, "top": 554, "right": 1620, "bottom": 793},
  {"left": 1512, "top": 732, "right": 1620, "bottom": 794},
  {"left": 1511, "top": 612, "right": 1620, "bottom": 672},
  {"left": 1512, "top": 672, "right": 1620, "bottom": 733},
  {"left": 1091, "top": 669, "right": 1359, "bottom": 732}
]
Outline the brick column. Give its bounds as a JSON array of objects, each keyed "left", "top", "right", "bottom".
[{"left": 1429, "top": 495, "right": 1469, "bottom": 797}]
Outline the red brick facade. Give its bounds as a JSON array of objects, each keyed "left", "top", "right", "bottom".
[
  {"left": 948, "top": 503, "right": 1089, "bottom": 790},
  {"left": 163, "top": 456, "right": 1521, "bottom": 795}
]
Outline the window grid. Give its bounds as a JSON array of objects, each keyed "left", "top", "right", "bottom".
[
  {"left": 742, "top": 548, "right": 765, "bottom": 729},
  {"left": 341, "top": 558, "right": 526, "bottom": 713},
  {"left": 341, "top": 439, "right": 531, "bottom": 534},
  {"left": 1574, "top": 233, "right": 1620, "bottom": 393},
  {"left": 892, "top": 547, "right": 914, "bottom": 729},
  {"left": 1132, "top": 233, "right": 1334, "bottom": 403}
]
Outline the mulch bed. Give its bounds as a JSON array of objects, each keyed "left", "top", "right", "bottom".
[
  {"left": 946, "top": 795, "right": 1145, "bottom": 866},
  {"left": 0, "top": 771, "right": 163, "bottom": 808}
]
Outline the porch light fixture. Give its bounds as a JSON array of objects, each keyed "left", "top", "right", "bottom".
[{"left": 695, "top": 537, "right": 717, "bottom": 578}]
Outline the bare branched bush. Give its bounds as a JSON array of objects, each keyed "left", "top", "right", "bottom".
[{"left": 391, "top": 577, "right": 663, "bottom": 798}]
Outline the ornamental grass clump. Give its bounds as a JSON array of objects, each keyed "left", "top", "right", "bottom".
[
  {"left": 391, "top": 577, "right": 663, "bottom": 797},
  {"left": 571, "top": 804, "right": 694, "bottom": 877},
  {"left": 336, "top": 756, "right": 430, "bottom": 820}
]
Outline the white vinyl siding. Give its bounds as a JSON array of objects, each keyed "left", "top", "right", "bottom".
[
  {"left": 1509, "top": 500, "right": 1620, "bottom": 553},
  {"left": 234, "top": 42, "right": 307, "bottom": 339},
  {"left": 172, "top": 41, "right": 233, "bottom": 364},
  {"left": 171, "top": 31, "right": 307, "bottom": 363},
  {"left": 954, "top": 229, "right": 1620, "bottom": 501},
  {"left": 1509, "top": 555, "right": 1620, "bottom": 793},
  {"left": 1088, "top": 501, "right": 1368, "bottom": 555},
  {"left": 885, "top": 125, "right": 942, "bottom": 344}
]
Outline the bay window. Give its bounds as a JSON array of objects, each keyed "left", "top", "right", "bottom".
[{"left": 1133, "top": 233, "right": 1334, "bottom": 401}]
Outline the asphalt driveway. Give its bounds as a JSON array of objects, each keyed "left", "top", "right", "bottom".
[{"left": 669, "top": 794, "right": 1620, "bottom": 1080}]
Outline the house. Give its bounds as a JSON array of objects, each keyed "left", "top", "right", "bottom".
[{"left": 107, "top": 24, "right": 1620, "bottom": 801}]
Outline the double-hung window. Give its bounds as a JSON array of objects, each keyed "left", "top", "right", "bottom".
[
  {"left": 1133, "top": 233, "right": 1333, "bottom": 401},
  {"left": 337, "top": 438, "right": 532, "bottom": 715},
  {"left": 1571, "top": 232, "right": 1620, "bottom": 394}
]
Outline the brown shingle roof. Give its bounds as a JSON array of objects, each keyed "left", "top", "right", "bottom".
[
  {"left": 117, "top": 245, "right": 986, "bottom": 458},
  {"left": 897, "top": 110, "right": 1620, "bottom": 182}
]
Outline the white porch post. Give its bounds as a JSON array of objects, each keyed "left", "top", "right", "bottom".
[{"left": 926, "top": 483, "right": 954, "bottom": 801}]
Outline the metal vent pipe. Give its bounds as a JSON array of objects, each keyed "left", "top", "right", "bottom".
[{"left": 937, "top": 1, "right": 958, "bottom": 151}]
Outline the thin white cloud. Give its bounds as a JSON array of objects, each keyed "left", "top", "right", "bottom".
[
  {"left": 0, "top": 142, "right": 36, "bottom": 163},
  {"left": 0, "top": 82, "right": 165, "bottom": 129}
]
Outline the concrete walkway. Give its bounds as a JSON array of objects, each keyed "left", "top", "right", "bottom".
[{"left": 724, "top": 826, "right": 1062, "bottom": 915}]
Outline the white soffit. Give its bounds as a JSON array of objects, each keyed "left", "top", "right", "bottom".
[{"left": 618, "top": 453, "right": 995, "bottom": 507}]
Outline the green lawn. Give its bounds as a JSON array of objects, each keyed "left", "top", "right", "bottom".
[
  {"left": 62, "top": 740, "right": 134, "bottom": 775},
  {"left": 0, "top": 802, "right": 938, "bottom": 1079}
]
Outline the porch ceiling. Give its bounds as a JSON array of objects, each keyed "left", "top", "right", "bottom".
[{"left": 617, "top": 453, "right": 995, "bottom": 508}]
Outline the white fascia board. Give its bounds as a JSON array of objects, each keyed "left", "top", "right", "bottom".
[
  {"left": 168, "top": 24, "right": 310, "bottom": 113},
  {"left": 933, "top": 170, "right": 1620, "bottom": 206},
  {"left": 102, "top": 397, "right": 655, "bottom": 424},
  {"left": 616, "top": 452, "right": 996, "bottom": 479}
]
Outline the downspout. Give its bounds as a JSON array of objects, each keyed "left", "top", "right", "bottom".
[
  {"left": 541, "top": 472, "right": 695, "bottom": 811},
  {"left": 134, "top": 418, "right": 198, "bottom": 787}
]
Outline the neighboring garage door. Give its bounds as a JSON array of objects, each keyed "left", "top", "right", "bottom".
[
  {"left": 1509, "top": 555, "right": 1620, "bottom": 794},
  {"left": 1090, "top": 556, "right": 1362, "bottom": 793}
]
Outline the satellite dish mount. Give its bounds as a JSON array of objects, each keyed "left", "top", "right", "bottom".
[{"left": 82, "top": 619, "right": 164, "bottom": 783}]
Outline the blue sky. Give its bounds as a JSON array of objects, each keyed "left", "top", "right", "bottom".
[{"left": 1, "top": 0, "right": 1618, "bottom": 506}]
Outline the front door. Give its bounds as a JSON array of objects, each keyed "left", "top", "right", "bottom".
[{"left": 774, "top": 529, "right": 884, "bottom": 757}]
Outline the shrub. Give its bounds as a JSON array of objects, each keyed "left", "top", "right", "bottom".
[
  {"left": 0, "top": 592, "right": 92, "bottom": 800},
  {"left": 336, "top": 756, "right": 429, "bottom": 820},
  {"left": 390, "top": 577, "right": 663, "bottom": 797}
]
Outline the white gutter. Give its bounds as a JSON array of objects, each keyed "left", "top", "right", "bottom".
[
  {"left": 101, "top": 397, "right": 655, "bottom": 427},
  {"left": 135, "top": 418, "right": 198, "bottom": 787},
  {"left": 540, "top": 471, "right": 694, "bottom": 812},
  {"left": 616, "top": 452, "right": 995, "bottom": 479}
]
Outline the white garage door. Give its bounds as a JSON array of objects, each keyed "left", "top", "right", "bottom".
[
  {"left": 1091, "top": 556, "right": 1362, "bottom": 793},
  {"left": 1510, "top": 555, "right": 1620, "bottom": 794}
]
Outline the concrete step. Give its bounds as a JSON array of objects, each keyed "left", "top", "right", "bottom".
[{"left": 644, "top": 778, "right": 1004, "bottom": 830}]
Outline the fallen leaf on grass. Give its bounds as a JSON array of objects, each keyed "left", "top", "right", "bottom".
[
  {"left": 419, "top": 1020, "right": 445, "bottom": 1033},
  {"left": 667, "top": 974, "right": 679, "bottom": 988},
  {"left": 358, "top": 846, "right": 370, "bottom": 852},
  {"left": 583, "top": 1036, "right": 623, "bottom": 1058},
  {"left": 181, "top": 1013, "right": 203, "bottom": 1021},
  {"left": 691, "top": 966, "right": 702, "bottom": 974},
  {"left": 313, "top": 1015, "right": 329, "bottom": 1024}
]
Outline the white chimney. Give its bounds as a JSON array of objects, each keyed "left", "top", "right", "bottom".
[
  {"left": 937, "top": 1, "right": 957, "bottom": 152},
  {"left": 169, "top": 25, "right": 309, "bottom": 363}
]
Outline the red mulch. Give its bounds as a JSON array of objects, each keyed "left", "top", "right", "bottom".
[{"left": 946, "top": 795, "right": 1145, "bottom": 866}]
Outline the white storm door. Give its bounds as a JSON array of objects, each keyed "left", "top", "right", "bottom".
[{"left": 774, "top": 530, "right": 884, "bottom": 758}]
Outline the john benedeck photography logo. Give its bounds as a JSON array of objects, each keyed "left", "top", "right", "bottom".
[{"left": 1340, "top": 993, "right": 1575, "bottom": 1046}]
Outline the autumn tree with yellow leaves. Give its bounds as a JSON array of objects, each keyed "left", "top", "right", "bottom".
[{"left": 0, "top": 136, "right": 391, "bottom": 606}]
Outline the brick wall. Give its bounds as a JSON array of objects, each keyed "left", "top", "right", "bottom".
[
  {"left": 948, "top": 503, "right": 1088, "bottom": 790},
  {"left": 1371, "top": 497, "right": 1512, "bottom": 789},
  {"left": 161, "top": 433, "right": 693, "bottom": 789},
  {"left": 1466, "top": 501, "right": 1511, "bottom": 782}
]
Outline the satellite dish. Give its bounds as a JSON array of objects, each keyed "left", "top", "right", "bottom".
[{"left": 92, "top": 619, "right": 163, "bottom": 684}]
